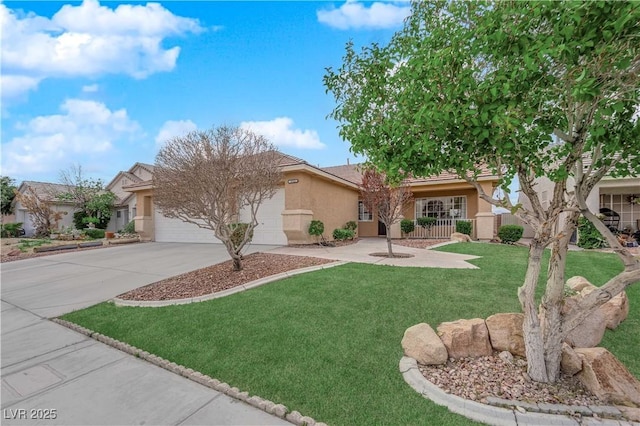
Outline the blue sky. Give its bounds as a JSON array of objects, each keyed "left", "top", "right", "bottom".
[{"left": 1, "top": 0, "right": 411, "bottom": 184}]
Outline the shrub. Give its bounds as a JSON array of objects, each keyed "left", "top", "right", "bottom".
[
  {"left": 400, "top": 219, "right": 415, "bottom": 235},
  {"left": 498, "top": 225, "right": 523, "bottom": 244},
  {"left": 84, "top": 228, "right": 105, "bottom": 239},
  {"left": 333, "top": 228, "right": 355, "bottom": 241},
  {"left": 344, "top": 221, "right": 358, "bottom": 231},
  {"left": 416, "top": 217, "right": 437, "bottom": 229},
  {"left": 229, "top": 223, "right": 253, "bottom": 249},
  {"left": 308, "top": 220, "right": 324, "bottom": 237},
  {"left": 123, "top": 220, "right": 136, "bottom": 234},
  {"left": 577, "top": 216, "right": 608, "bottom": 249},
  {"left": 1, "top": 222, "right": 23, "bottom": 238},
  {"left": 456, "top": 220, "right": 473, "bottom": 236},
  {"left": 75, "top": 211, "right": 109, "bottom": 229}
]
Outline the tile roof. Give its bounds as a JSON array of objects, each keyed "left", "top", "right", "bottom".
[
  {"left": 321, "top": 164, "right": 498, "bottom": 185},
  {"left": 17, "top": 181, "right": 74, "bottom": 202}
]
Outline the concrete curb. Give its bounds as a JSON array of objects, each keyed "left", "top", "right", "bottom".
[
  {"left": 112, "top": 261, "right": 347, "bottom": 308},
  {"left": 52, "top": 318, "right": 327, "bottom": 426},
  {"left": 399, "top": 356, "right": 639, "bottom": 426}
]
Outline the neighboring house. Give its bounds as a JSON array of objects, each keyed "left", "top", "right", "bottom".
[
  {"left": 105, "top": 162, "right": 154, "bottom": 232},
  {"left": 13, "top": 181, "right": 76, "bottom": 236},
  {"left": 123, "top": 154, "right": 500, "bottom": 245},
  {"left": 518, "top": 174, "right": 640, "bottom": 239}
]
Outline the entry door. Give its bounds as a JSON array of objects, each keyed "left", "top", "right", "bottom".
[{"left": 378, "top": 221, "right": 387, "bottom": 236}]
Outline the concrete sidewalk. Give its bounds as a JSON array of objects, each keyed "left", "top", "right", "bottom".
[
  {"left": 1, "top": 242, "right": 289, "bottom": 425},
  {"left": 270, "top": 238, "right": 481, "bottom": 269}
]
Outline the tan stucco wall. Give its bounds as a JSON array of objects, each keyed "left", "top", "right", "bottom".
[
  {"left": 131, "top": 189, "right": 154, "bottom": 240},
  {"left": 283, "top": 171, "right": 358, "bottom": 244}
]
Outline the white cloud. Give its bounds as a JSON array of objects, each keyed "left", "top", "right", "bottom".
[
  {"left": 155, "top": 119, "right": 198, "bottom": 147},
  {"left": 1, "top": 99, "right": 140, "bottom": 178},
  {"left": 82, "top": 84, "right": 99, "bottom": 92},
  {"left": 0, "top": 75, "right": 42, "bottom": 99},
  {"left": 317, "top": 1, "right": 411, "bottom": 30},
  {"left": 240, "top": 117, "right": 326, "bottom": 149},
  {"left": 1, "top": 0, "right": 203, "bottom": 100}
]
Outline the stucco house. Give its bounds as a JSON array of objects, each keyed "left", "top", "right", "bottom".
[
  {"left": 13, "top": 181, "right": 76, "bottom": 236},
  {"left": 123, "top": 153, "right": 500, "bottom": 245},
  {"left": 104, "top": 162, "right": 154, "bottom": 232},
  {"left": 518, "top": 173, "right": 640, "bottom": 239}
]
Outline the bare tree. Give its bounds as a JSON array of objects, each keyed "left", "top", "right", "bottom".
[
  {"left": 14, "top": 185, "right": 65, "bottom": 237},
  {"left": 359, "top": 167, "right": 413, "bottom": 257},
  {"left": 154, "top": 125, "right": 283, "bottom": 271}
]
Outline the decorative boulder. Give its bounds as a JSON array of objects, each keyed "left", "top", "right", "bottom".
[
  {"left": 566, "top": 276, "right": 596, "bottom": 293},
  {"left": 562, "top": 297, "right": 607, "bottom": 348},
  {"left": 560, "top": 343, "right": 583, "bottom": 376},
  {"left": 437, "top": 318, "right": 492, "bottom": 359},
  {"left": 450, "top": 232, "right": 471, "bottom": 243},
  {"left": 575, "top": 347, "right": 640, "bottom": 407},
  {"left": 485, "top": 313, "right": 525, "bottom": 357},
  {"left": 401, "top": 323, "right": 448, "bottom": 365},
  {"left": 600, "top": 291, "right": 629, "bottom": 330},
  {"left": 574, "top": 280, "right": 629, "bottom": 330}
]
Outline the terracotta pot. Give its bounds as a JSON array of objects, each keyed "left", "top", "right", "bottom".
[{"left": 105, "top": 231, "right": 115, "bottom": 239}]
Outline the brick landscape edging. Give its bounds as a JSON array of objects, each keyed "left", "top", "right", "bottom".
[
  {"left": 399, "top": 356, "right": 638, "bottom": 426},
  {"left": 112, "top": 261, "right": 347, "bottom": 307},
  {"left": 52, "top": 318, "right": 326, "bottom": 426}
]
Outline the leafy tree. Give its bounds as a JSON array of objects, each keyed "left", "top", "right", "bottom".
[
  {"left": 325, "top": 0, "right": 640, "bottom": 383},
  {"left": 1, "top": 176, "right": 17, "bottom": 215},
  {"left": 359, "top": 167, "right": 413, "bottom": 257},
  {"left": 154, "top": 125, "right": 282, "bottom": 271},
  {"left": 58, "top": 165, "right": 115, "bottom": 227},
  {"left": 14, "top": 185, "right": 66, "bottom": 237}
]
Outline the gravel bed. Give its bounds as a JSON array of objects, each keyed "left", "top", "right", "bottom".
[
  {"left": 419, "top": 353, "right": 603, "bottom": 406},
  {"left": 118, "top": 252, "right": 334, "bottom": 301}
]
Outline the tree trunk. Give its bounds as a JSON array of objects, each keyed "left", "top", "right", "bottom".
[
  {"left": 386, "top": 228, "right": 394, "bottom": 257},
  {"left": 520, "top": 238, "right": 550, "bottom": 383},
  {"left": 540, "top": 212, "right": 579, "bottom": 382}
]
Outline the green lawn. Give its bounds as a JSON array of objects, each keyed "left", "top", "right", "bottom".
[{"left": 61, "top": 243, "right": 638, "bottom": 425}]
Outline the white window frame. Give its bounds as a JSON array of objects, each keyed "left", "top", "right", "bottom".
[
  {"left": 415, "top": 196, "right": 467, "bottom": 220},
  {"left": 358, "top": 201, "right": 373, "bottom": 222}
]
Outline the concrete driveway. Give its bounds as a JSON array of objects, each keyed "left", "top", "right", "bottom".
[{"left": 1, "top": 242, "right": 289, "bottom": 425}]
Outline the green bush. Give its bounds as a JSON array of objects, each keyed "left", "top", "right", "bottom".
[
  {"left": 577, "top": 216, "right": 608, "bottom": 249},
  {"left": 498, "top": 225, "right": 523, "bottom": 244},
  {"left": 400, "top": 219, "right": 415, "bottom": 235},
  {"left": 333, "top": 228, "right": 355, "bottom": 241},
  {"left": 416, "top": 217, "right": 437, "bottom": 229},
  {"left": 84, "top": 228, "right": 105, "bottom": 239},
  {"left": 75, "top": 211, "right": 109, "bottom": 230},
  {"left": 308, "top": 220, "right": 324, "bottom": 237},
  {"left": 1, "top": 222, "right": 23, "bottom": 238},
  {"left": 456, "top": 220, "right": 473, "bottom": 236},
  {"left": 229, "top": 223, "right": 253, "bottom": 249},
  {"left": 344, "top": 221, "right": 358, "bottom": 231},
  {"left": 123, "top": 220, "right": 136, "bottom": 234}
]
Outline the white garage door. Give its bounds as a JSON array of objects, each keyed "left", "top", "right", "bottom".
[{"left": 154, "top": 188, "right": 287, "bottom": 245}]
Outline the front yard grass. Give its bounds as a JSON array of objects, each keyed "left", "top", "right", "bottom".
[{"left": 61, "top": 243, "right": 638, "bottom": 425}]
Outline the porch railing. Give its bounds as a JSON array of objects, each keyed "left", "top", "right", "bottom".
[{"left": 404, "top": 218, "right": 477, "bottom": 240}]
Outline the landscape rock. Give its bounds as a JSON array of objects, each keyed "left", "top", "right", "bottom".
[
  {"left": 563, "top": 297, "right": 607, "bottom": 348},
  {"left": 437, "top": 318, "right": 492, "bottom": 359},
  {"left": 600, "top": 291, "right": 629, "bottom": 330},
  {"left": 485, "top": 313, "right": 525, "bottom": 357},
  {"left": 575, "top": 347, "right": 640, "bottom": 407},
  {"left": 560, "top": 343, "right": 583, "bottom": 376},
  {"left": 566, "top": 276, "right": 596, "bottom": 293},
  {"left": 450, "top": 232, "right": 472, "bottom": 242},
  {"left": 498, "top": 350, "right": 514, "bottom": 365},
  {"left": 401, "top": 323, "right": 448, "bottom": 365},
  {"left": 7, "top": 249, "right": 21, "bottom": 256}
]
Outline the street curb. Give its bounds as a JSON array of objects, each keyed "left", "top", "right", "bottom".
[
  {"left": 399, "top": 356, "right": 639, "bottom": 426},
  {"left": 52, "top": 318, "right": 327, "bottom": 426},
  {"left": 112, "top": 261, "right": 347, "bottom": 308}
]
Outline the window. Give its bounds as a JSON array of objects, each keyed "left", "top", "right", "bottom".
[
  {"left": 358, "top": 201, "right": 373, "bottom": 221},
  {"left": 116, "top": 210, "right": 122, "bottom": 218},
  {"left": 415, "top": 196, "right": 467, "bottom": 219}
]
